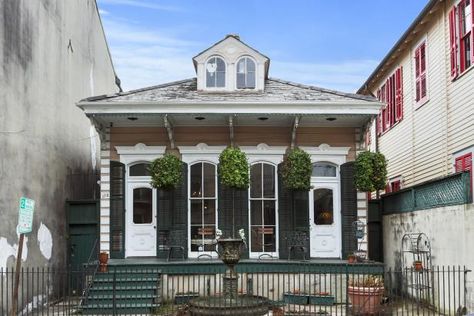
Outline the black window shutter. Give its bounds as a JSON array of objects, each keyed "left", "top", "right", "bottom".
[
  {"left": 218, "top": 173, "right": 249, "bottom": 259},
  {"left": 278, "top": 163, "right": 292, "bottom": 259},
  {"left": 110, "top": 161, "right": 125, "bottom": 259},
  {"left": 157, "top": 163, "right": 188, "bottom": 259},
  {"left": 340, "top": 161, "right": 358, "bottom": 258}
]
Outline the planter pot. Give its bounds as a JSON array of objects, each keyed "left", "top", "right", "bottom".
[
  {"left": 283, "top": 293, "right": 308, "bottom": 305},
  {"left": 347, "top": 255, "right": 357, "bottom": 264},
  {"left": 413, "top": 261, "right": 423, "bottom": 271},
  {"left": 98, "top": 252, "right": 108, "bottom": 273},
  {"left": 348, "top": 286, "right": 384, "bottom": 315},
  {"left": 308, "top": 294, "right": 335, "bottom": 306},
  {"left": 174, "top": 292, "right": 199, "bottom": 305}
]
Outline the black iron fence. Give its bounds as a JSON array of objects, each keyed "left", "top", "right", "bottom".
[{"left": 0, "top": 265, "right": 471, "bottom": 315}]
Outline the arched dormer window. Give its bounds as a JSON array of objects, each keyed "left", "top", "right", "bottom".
[
  {"left": 312, "top": 162, "right": 337, "bottom": 177},
  {"left": 236, "top": 57, "right": 256, "bottom": 89},
  {"left": 206, "top": 56, "right": 226, "bottom": 88}
]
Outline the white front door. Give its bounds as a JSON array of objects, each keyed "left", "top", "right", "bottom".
[
  {"left": 309, "top": 181, "right": 341, "bottom": 258},
  {"left": 126, "top": 182, "right": 157, "bottom": 257}
]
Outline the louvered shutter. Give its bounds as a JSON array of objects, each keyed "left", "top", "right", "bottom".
[
  {"left": 110, "top": 161, "right": 125, "bottom": 259},
  {"left": 449, "top": 6, "right": 459, "bottom": 79},
  {"left": 395, "top": 67, "right": 403, "bottom": 121},
  {"left": 278, "top": 163, "right": 292, "bottom": 259},
  {"left": 218, "top": 180, "right": 249, "bottom": 259},
  {"left": 340, "top": 162, "right": 358, "bottom": 259}
]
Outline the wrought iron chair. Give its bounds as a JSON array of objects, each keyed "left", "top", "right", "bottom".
[
  {"left": 286, "top": 231, "right": 309, "bottom": 260},
  {"left": 167, "top": 230, "right": 186, "bottom": 261}
]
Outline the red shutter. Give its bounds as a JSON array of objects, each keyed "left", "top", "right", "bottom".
[
  {"left": 449, "top": 6, "right": 458, "bottom": 79},
  {"left": 376, "top": 89, "right": 382, "bottom": 136},
  {"left": 391, "top": 180, "right": 401, "bottom": 192},
  {"left": 395, "top": 67, "right": 403, "bottom": 121},
  {"left": 455, "top": 153, "right": 472, "bottom": 192}
]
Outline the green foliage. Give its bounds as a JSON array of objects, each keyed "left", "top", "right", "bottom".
[
  {"left": 281, "top": 148, "right": 312, "bottom": 191},
  {"left": 218, "top": 147, "right": 249, "bottom": 189},
  {"left": 354, "top": 151, "right": 387, "bottom": 192},
  {"left": 149, "top": 154, "right": 183, "bottom": 190}
]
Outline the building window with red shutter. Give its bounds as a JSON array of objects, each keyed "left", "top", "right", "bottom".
[
  {"left": 376, "top": 66, "right": 403, "bottom": 135},
  {"left": 414, "top": 39, "right": 428, "bottom": 106},
  {"left": 388, "top": 176, "right": 402, "bottom": 193},
  {"left": 454, "top": 151, "right": 473, "bottom": 198},
  {"left": 449, "top": 0, "right": 474, "bottom": 78}
]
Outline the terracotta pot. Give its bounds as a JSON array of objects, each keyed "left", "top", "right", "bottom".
[
  {"left": 413, "top": 261, "right": 423, "bottom": 271},
  {"left": 348, "top": 285, "right": 384, "bottom": 315},
  {"left": 99, "top": 252, "right": 108, "bottom": 272},
  {"left": 348, "top": 255, "right": 357, "bottom": 264},
  {"left": 272, "top": 307, "right": 284, "bottom": 316}
]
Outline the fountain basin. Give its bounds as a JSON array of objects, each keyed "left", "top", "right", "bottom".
[{"left": 189, "top": 295, "right": 269, "bottom": 316}]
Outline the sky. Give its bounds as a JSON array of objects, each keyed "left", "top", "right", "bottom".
[{"left": 96, "top": 0, "right": 428, "bottom": 93}]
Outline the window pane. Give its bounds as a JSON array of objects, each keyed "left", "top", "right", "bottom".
[
  {"left": 203, "top": 163, "right": 215, "bottom": 197},
  {"left": 216, "top": 71, "right": 225, "bottom": 87},
  {"left": 251, "top": 227, "right": 262, "bottom": 252},
  {"left": 312, "top": 163, "right": 337, "bottom": 177},
  {"left": 206, "top": 70, "right": 215, "bottom": 88},
  {"left": 251, "top": 200, "right": 262, "bottom": 225},
  {"left": 133, "top": 188, "right": 152, "bottom": 224},
  {"left": 216, "top": 57, "right": 225, "bottom": 71},
  {"left": 203, "top": 199, "right": 215, "bottom": 224},
  {"left": 129, "top": 163, "right": 151, "bottom": 176},
  {"left": 191, "top": 163, "right": 202, "bottom": 197},
  {"left": 237, "top": 73, "right": 246, "bottom": 89},
  {"left": 250, "top": 164, "right": 262, "bottom": 198},
  {"left": 263, "top": 226, "right": 275, "bottom": 252},
  {"left": 263, "top": 164, "right": 275, "bottom": 198},
  {"left": 191, "top": 200, "right": 202, "bottom": 225},
  {"left": 263, "top": 200, "right": 275, "bottom": 225},
  {"left": 314, "top": 188, "right": 333, "bottom": 225},
  {"left": 247, "top": 72, "right": 256, "bottom": 88},
  {"left": 246, "top": 59, "right": 256, "bottom": 72},
  {"left": 237, "top": 59, "right": 246, "bottom": 73}
]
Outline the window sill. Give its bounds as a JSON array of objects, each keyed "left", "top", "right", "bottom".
[
  {"left": 453, "top": 63, "right": 474, "bottom": 81},
  {"left": 378, "top": 120, "right": 402, "bottom": 137},
  {"left": 415, "top": 97, "right": 430, "bottom": 110}
]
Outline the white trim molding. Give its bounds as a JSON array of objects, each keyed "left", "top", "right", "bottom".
[
  {"left": 116, "top": 143, "right": 166, "bottom": 165},
  {"left": 300, "top": 144, "right": 351, "bottom": 166},
  {"left": 240, "top": 143, "right": 287, "bottom": 165},
  {"left": 178, "top": 143, "right": 226, "bottom": 165}
]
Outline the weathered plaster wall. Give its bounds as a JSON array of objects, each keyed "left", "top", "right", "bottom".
[
  {"left": 0, "top": 0, "right": 118, "bottom": 274},
  {"left": 383, "top": 204, "right": 474, "bottom": 312}
]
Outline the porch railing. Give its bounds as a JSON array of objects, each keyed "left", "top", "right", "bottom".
[{"left": 0, "top": 264, "right": 471, "bottom": 315}]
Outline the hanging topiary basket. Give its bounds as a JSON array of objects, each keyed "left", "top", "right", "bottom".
[
  {"left": 281, "top": 148, "right": 312, "bottom": 191},
  {"left": 354, "top": 151, "right": 387, "bottom": 192},
  {"left": 218, "top": 147, "right": 249, "bottom": 189},
  {"left": 149, "top": 154, "right": 183, "bottom": 190}
]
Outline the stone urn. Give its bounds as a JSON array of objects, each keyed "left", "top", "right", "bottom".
[{"left": 216, "top": 238, "right": 244, "bottom": 299}]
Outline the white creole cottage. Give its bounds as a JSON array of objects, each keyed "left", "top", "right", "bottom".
[{"left": 78, "top": 35, "right": 382, "bottom": 260}]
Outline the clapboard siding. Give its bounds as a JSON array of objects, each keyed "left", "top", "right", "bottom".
[{"left": 367, "top": 3, "right": 473, "bottom": 188}]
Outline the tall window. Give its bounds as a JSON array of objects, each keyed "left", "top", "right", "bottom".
[
  {"left": 206, "top": 56, "right": 226, "bottom": 88},
  {"left": 236, "top": 57, "right": 256, "bottom": 89},
  {"left": 190, "top": 162, "right": 217, "bottom": 252},
  {"left": 376, "top": 67, "right": 403, "bottom": 135},
  {"left": 414, "top": 41, "right": 428, "bottom": 104},
  {"left": 450, "top": 0, "right": 474, "bottom": 78},
  {"left": 250, "top": 163, "right": 276, "bottom": 254}
]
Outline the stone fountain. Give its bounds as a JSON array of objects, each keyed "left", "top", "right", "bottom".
[{"left": 188, "top": 238, "right": 269, "bottom": 315}]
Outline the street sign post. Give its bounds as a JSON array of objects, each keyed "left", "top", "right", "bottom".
[{"left": 11, "top": 197, "right": 35, "bottom": 316}]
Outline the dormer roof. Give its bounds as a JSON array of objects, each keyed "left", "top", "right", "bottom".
[{"left": 192, "top": 34, "right": 270, "bottom": 79}]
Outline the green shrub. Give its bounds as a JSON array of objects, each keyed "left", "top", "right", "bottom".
[
  {"left": 281, "top": 148, "right": 312, "bottom": 191},
  {"left": 218, "top": 147, "right": 249, "bottom": 189},
  {"left": 354, "top": 151, "right": 387, "bottom": 192},
  {"left": 149, "top": 154, "right": 183, "bottom": 189}
]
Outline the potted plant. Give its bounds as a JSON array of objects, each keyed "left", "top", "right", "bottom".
[
  {"left": 347, "top": 254, "right": 357, "bottom": 264},
  {"left": 283, "top": 289, "right": 309, "bottom": 305},
  {"left": 354, "top": 151, "right": 387, "bottom": 194},
  {"left": 348, "top": 275, "right": 384, "bottom": 314},
  {"left": 149, "top": 153, "right": 183, "bottom": 190},
  {"left": 413, "top": 260, "right": 423, "bottom": 271},
  {"left": 98, "top": 252, "right": 108, "bottom": 272}
]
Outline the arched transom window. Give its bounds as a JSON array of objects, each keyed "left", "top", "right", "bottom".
[
  {"left": 129, "top": 162, "right": 151, "bottom": 177},
  {"left": 190, "top": 162, "right": 217, "bottom": 252},
  {"left": 206, "top": 56, "right": 226, "bottom": 88},
  {"left": 250, "top": 163, "right": 276, "bottom": 254},
  {"left": 236, "top": 57, "right": 256, "bottom": 89},
  {"left": 312, "top": 162, "right": 337, "bottom": 177}
]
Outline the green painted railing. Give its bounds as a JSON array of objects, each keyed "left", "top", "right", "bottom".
[{"left": 383, "top": 171, "right": 472, "bottom": 214}]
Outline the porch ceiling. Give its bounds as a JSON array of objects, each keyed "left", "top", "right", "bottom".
[{"left": 89, "top": 113, "right": 373, "bottom": 128}]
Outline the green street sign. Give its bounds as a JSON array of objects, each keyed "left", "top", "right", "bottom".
[{"left": 17, "top": 197, "right": 35, "bottom": 234}]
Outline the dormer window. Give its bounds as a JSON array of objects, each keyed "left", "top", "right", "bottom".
[
  {"left": 206, "top": 56, "right": 226, "bottom": 88},
  {"left": 236, "top": 57, "right": 256, "bottom": 89}
]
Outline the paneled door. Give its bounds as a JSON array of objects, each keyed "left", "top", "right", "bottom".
[
  {"left": 309, "top": 182, "right": 341, "bottom": 258},
  {"left": 126, "top": 182, "right": 157, "bottom": 257}
]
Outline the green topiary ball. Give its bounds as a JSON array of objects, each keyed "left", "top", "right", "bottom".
[
  {"left": 281, "top": 148, "right": 312, "bottom": 191},
  {"left": 149, "top": 154, "right": 183, "bottom": 190},
  {"left": 218, "top": 147, "right": 249, "bottom": 189}
]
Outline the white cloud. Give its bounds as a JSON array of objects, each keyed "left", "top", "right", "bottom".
[
  {"left": 98, "top": 9, "right": 110, "bottom": 16},
  {"left": 99, "top": 0, "right": 180, "bottom": 11}
]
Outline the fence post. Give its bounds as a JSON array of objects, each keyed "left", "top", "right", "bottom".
[{"left": 112, "top": 268, "right": 116, "bottom": 316}]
